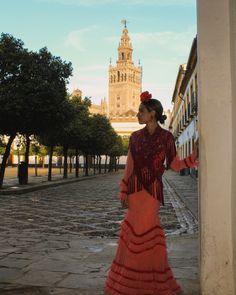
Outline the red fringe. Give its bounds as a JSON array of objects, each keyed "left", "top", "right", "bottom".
[{"left": 126, "top": 172, "right": 165, "bottom": 206}]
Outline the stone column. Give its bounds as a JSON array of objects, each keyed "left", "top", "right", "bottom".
[{"left": 197, "top": 0, "right": 236, "bottom": 294}]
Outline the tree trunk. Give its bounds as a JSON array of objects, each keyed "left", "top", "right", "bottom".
[
  {"left": 24, "top": 135, "right": 30, "bottom": 184},
  {"left": 0, "top": 134, "right": 15, "bottom": 188},
  {"left": 75, "top": 147, "right": 79, "bottom": 178},
  {"left": 117, "top": 157, "right": 120, "bottom": 171},
  {"left": 114, "top": 156, "right": 116, "bottom": 171},
  {"left": 96, "top": 155, "right": 99, "bottom": 172},
  {"left": 99, "top": 155, "right": 102, "bottom": 174},
  {"left": 93, "top": 155, "right": 96, "bottom": 175},
  {"left": 48, "top": 146, "right": 53, "bottom": 181},
  {"left": 108, "top": 156, "right": 112, "bottom": 172},
  {"left": 105, "top": 155, "right": 107, "bottom": 173},
  {"left": 69, "top": 156, "right": 73, "bottom": 173},
  {"left": 85, "top": 153, "right": 89, "bottom": 176},
  {"left": 63, "top": 145, "right": 68, "bottom": 179},
  {"left": 35, "top": 155, "right": 38, "bottom": 176}
]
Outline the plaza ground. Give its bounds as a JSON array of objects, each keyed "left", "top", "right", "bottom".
[{"left": 0, "top": 170, "right": 199, "bottom": 295}]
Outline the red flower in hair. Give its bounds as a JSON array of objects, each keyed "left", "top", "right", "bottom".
[{"left": 140, "top": 91, "right": 152, "bottom": 102}]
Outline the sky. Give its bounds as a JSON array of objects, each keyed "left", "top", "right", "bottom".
[{"left": 0, "top": 0, "right": 196, "bottom": 111}]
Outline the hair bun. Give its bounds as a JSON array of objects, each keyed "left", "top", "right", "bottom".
[
  {"left": 159, "top": 114, "right": 167, "bottom": 124},
  {"left": 162, "top": 114, "right": 167, "bottom": 120}
]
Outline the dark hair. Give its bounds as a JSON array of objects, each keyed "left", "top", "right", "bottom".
[{"left": 141, "top": 99, "right": 167, "bottom": 124}]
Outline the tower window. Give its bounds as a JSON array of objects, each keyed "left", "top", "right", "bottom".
[{"left": 122, "top": 52, "right": 124, "bottom": 60}]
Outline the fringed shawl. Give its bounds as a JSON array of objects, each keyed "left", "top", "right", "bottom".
[{"left": 127, "top": 125, "right": 177, "bottom": 206}]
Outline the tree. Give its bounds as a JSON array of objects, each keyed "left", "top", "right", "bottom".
[
  {"left": 58, "top": 95, "right": 91, "bottom": 178},
  {"left": 0, "top": 33, "right": 73, "bottom": 187},
  {"left": 88, "top": 114, "right": 117, "bottom": 174},
  {"left": 0, "top": 34, "right": 27, "bottom": 187},
  {"left": 108, "top": 135, "right": 124, "bottom": 172},
  {"left": 37, "top": 98, "right": 75, "bottom": 181},
  {"left": 0, "top": 136, "right": 6, "bottom": 157}
]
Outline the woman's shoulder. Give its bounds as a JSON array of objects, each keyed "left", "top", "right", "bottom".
[
  {"left": 162, "top": 128, "right": 174, "bottom": 138},
  {"left": 130, "top": 127, "right": 145, "bottom": 138},
  {"left": 130, "top": 126, "right": 174, "bottom": 140}
]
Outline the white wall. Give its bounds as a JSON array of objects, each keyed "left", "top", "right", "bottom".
[{"left": 197, "top": 0, "right": 236, "bottom": 293}]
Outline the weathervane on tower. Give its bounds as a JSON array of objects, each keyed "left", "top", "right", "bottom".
[{"left": 121, "top": 19, "right": 128, "bottom": 28}]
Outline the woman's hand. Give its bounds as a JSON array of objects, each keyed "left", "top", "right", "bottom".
[{"left": 121, "top": 195, "right": 129, "bottom": 209}]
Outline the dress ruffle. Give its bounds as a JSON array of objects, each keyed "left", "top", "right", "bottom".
[{"left": 104, "top": 190, "right": 184, "bottom": 295}]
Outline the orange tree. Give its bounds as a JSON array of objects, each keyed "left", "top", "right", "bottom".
[{"left": 0, "top": 34, "right": 73, "bottom": 187}]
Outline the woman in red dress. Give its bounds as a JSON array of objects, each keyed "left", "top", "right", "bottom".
[{"left": 104, "top": 91, "right": 199, "bottom": 295}]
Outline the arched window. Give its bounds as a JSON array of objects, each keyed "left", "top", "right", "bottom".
[
  {"left": 118, "top": 71, "right": 120, "bottom": 82},
  {"left": 122, "top": 52, "right": 125, "bottom": 60}
]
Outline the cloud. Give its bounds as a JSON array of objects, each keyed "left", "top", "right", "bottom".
[
  {"left": 65, "top": 26, "right": 98, "bottom": 51},
  {"left": 37, "top": 0, "right": 195, "bottom": 7},
  {"left": 130, "top": 29, "right": 196, "bottom": 53}
]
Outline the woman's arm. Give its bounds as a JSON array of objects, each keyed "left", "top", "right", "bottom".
[
  {"left": 119, "top": 148, "right": 134, "bottom": 205},
  {"left": 166, "top": 133, "right": 199, "bottom": 172},
  {"left": 170, "top": 152, "right": 198, "bottom": 172}
]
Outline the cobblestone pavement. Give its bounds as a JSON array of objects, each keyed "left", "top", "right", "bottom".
[
  {"left": 163, "top": 170, "right": 198, "bottom": 220},
  {"left": 0, "top": 171, "right": 200, "bottom": 295}
]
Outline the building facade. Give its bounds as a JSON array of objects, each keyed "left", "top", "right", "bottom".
[{"left": 169, "top": 37, "right": 198, "bottom": 177}]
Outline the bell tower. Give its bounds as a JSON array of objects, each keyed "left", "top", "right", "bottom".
[{"left": 108, "top": 21, "right": 142, "bottom": 123}]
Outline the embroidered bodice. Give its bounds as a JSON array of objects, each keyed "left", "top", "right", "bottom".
[{"left": 119, "top": 125, "right": 198, "bottom": 206}]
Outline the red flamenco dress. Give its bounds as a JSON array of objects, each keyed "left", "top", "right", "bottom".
[{"left": 104, "top": 125, "right": 198, "bottom": 295}]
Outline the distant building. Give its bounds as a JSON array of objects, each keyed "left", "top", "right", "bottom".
[
  {"left": 89, "top": 98, "right": 108, "bottom": 116},
  {"left": 73, "top": 23, "right": 171, "bottom": 137},
  {"left": 71, "top": 89, "right": 82, "bottom": 98},
  {"left": 107, "top": 23, "right": 143, "bottom": 137}
]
